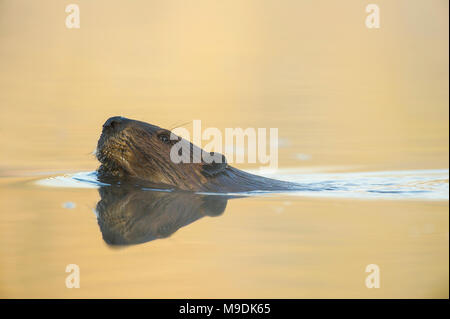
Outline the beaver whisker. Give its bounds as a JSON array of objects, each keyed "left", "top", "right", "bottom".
[{"left": 169, "top": 121, "right": 192, "bottom": 131}]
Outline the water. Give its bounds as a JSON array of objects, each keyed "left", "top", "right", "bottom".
[
  {"left": 0, "top": 0, "right": 448, "bottom": 298},
  {"left": 38, "top": 169, "right": 449, "bottom": 200},
  {"left": 1, "top": 168, "right": 448, "bottom": 298}
]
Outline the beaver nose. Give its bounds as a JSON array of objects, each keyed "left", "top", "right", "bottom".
[{"left": 103, "top": 116, "right": 125, "bottom": 132}]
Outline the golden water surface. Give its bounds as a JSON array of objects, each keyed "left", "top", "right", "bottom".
[{"left": 0, "top": 0, "right": 448, "bottom": 298}]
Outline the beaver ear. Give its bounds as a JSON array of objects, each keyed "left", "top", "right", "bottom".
[{"left": 201, "top": 152, "right": 227, "bottom": 176}]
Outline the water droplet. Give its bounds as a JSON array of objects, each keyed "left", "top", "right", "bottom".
[{"left": 62, "top": 202, "right": 76, "bottom": 209}]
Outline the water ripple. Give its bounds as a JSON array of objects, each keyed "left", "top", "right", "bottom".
[{"left": 36, "top": 169, "right": 449, "bottom": 200}]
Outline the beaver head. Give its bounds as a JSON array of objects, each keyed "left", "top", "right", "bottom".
[{"left": 96, "top": 116, "right": 227, "bottom": 190}]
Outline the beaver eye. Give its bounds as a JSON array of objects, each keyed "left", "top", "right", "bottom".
[{"left": 158, "top": 134, "right": 171, "bottom": 144}]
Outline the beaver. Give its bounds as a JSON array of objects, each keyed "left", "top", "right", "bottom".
[{"left": 96, "top": 116, "right": 301, "bottom": 192}]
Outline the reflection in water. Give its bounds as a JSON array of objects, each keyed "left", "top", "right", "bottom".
[{"left": 95, "top": 184, "right": 236, "bottom": 246}]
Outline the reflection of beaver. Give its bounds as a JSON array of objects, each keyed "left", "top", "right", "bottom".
[
  {"left": 96, "top": 184, "right": 231, "bottom": 246},
  {"left": 96, "top": 116, "right": 300, "bottom": 192}
]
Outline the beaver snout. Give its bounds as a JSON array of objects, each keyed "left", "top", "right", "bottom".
[
  {"left": 102, "top": 116, "right": 127, "bottom": 132},
  {"left": 102, "top": 116, "right": 138, "bottom": 137}
]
